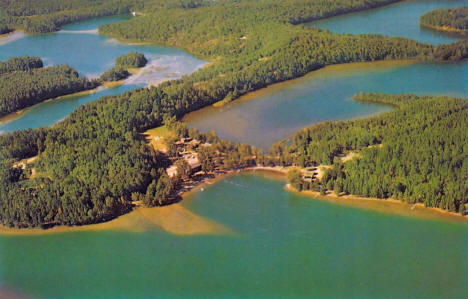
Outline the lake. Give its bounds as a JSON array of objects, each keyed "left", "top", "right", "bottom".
[
  {"left": 185, "top": 0, "right": 468, "bottom": 150},
  {"left": 1, "top": 173, "right": 467, "bottom": 298},
  {"left": 0, "top": 16, "right": 205, "bottom": 134},
  {"left": 1, "top": 1, "right": 467, "bottom": 298}
]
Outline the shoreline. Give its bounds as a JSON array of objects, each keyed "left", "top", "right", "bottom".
[
  {"left": 183, "top": 59, "right": 417, "bottom": 123},
  {"left": 420, "top": 23, "right": 468, "bottom": 34},
  {"left": 2, "top": 165, "right": 466, "bottom": 236},
  {"left": 0, "top": 80, "right": 124, "bottom": 126},
  {"left": 248, "top": 167, "right": 467, "bottom": 223},
  {"left": 0, "top": 30, "right": 16, "bottom": 38}
]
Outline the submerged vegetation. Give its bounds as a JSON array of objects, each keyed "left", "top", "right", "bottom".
[
  {"left": 420, "top": 6, "right": 468, "bottom": 32},
  {"left": 0, "top": 0, "right": 467, "bottom": 227}
]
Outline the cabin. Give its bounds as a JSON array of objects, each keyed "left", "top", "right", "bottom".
[{"left": 166, "top": 152, "right": 201, "bottom": 177}]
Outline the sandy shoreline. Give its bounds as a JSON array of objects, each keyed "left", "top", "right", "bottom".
[
  {"left": 1, "top": 165, "right": 465, "bottom": 236},
  {"left": 247, "top": 167, "right": 467, "bottom": 223},
  {"left": 420, "top": 23, "right": 468, "bottom": 34}
]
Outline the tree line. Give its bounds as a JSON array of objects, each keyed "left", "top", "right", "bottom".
[
  {"left": 0, "top": 56, "right": 43, "bottom": 75},
  {"left": 99, "top": 52, "right": 147, "bottom": 81},
  {"left": 420, "top": 6, "right": 468, "bottom": 31},
  {"left": 0, "top": 0, "right": 218, "bottom": 34},
  {"left": 282, "top": 93, "right": 467, "bottom": 214},
  {"left": 0, "top": 63, "right": 99, "bottom": 117},
  {"left": 1, "top": 0, "right": 467, "bottom": 227}
]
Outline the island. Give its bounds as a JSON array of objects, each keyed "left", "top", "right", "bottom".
[
  {"left": 0, "top": 61, "right": 99, "bottom": 117},
  {"left": 0, "top": 52, "right": 148, "bottom": 119},
  {"left": 420, "top": 6, "right": 468, "bottom": 33},
  {"left": 100, "top": 52, "right": 148, "bottom": 82}
]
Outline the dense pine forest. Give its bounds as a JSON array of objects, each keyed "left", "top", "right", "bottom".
[
  {"left": 115, "top": 51, "right": 147, "bottom": 68},
  {"left": 420, "top": 6, "right": 468, "bottom": 32},
  {"left": 99, "top": 67, "right": 129, "bottom": 82},
  {"left": 282, "top": 94, "right": 467, "bottom": 213},
  {"left": 0, "top": 0, "right": 212, "bottom": 33},
  {"left": 99, "top": 52, "right": 146, "bottom": 81},
  {"left": 0, "top": 56, "right": 43, "bottom": 75},
  {"left": 0, "top": 63, "right": 99, "bottom": 117},
  {"left": 0, "top": 0, "right": 467, "bottom": 227}
]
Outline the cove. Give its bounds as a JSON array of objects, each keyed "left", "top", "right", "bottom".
[
  {"left": 185, "top": 59, "right": 468, "bottom": 149},
  {"left": 185, "top": 0, "right": 468, "bottom": 149},
  {"left": 0, "top": 16, "right": 205, "bottom": 134},
  {"left": 1, "top": 173, "right": 467, "bottom": 298},
  {"left": 310, "top": 0, "right": 468, "bottom": 45}
]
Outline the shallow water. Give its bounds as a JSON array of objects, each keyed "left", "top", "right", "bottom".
[
  {"left": 1, "top": 173, "right": 467, "bottom": 298},
  {"left": 1, "top": 3, "right": 467, "bottom": 298},
  {"left": 0, "top": 16, "right": 205, "bottom": 133},
  {"left": 185, "top": 60, "right": 468, "bottom": 149}
]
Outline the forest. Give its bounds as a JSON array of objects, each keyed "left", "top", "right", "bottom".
[
  {"left": 420, "top": 6, "right": 468, "bottom": 31},
  {"left": 282, "top": 93, "right": 467, "bottom": 214},
  {"left": 0, "top": 0, "right": 213, "bottom": 33},
  {"left": 99, "top": 67, "right": 129, "bottom": 82},
  {"left": 99, "top": 52, "right": 146, "bottom": 81},
  {"left": 115, "top": 51, "right": 147, "bottom": 68},
  {"left": 0, "top": 0, "right": 467, "bottom": 227},
  {"left": 0, "top": 63, "right": 99, "bottom": 117},
  {"left": 0, "top": 56, "right": 43, "bottom": 75}
]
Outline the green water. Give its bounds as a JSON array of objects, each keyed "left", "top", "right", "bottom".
[
  {"left": 1, "top": 173, "right": 467, "bottom": 298},
  {"left": 0, "top": 16, "right": 205, "bottom": 134},
  {"left": 1, "top": 2, "right": 468, "bottom": 298}
]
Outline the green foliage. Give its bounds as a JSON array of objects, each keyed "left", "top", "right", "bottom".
[
  {"left": 283, "top": 93, "right": 467, "bottom": 210},
  {"left": 1, "top": 0, "right": 140, "bottom": 33},
  {"left": 433, "top": 39, "right": 468, "bottom": 61},
  {"left": 287, "top": 168, "right": 303, "bottom": 191},
  {"left": 0, "top": 56, "right": 43, "bottom": 75},
  {"left": 0, "top": 64, "right": 99, "bottom": 117},
  {"left": 1, "top": 0, "right": 467, "bottom": 227},
  {"left": 115, "top": 52, "right": 147, "bottom": 69},
  {"left": 198, "top": 148, "right": 214, "bottom": 174},
  {"left": 420, "top": 6, "right": 468, "bottom": 31},
  {"left": 0, "top": 20, "right": 12, "bottom": 34},
  {"left": 144, "top": 169, "right": 173, "bottom": 206},
  {"left": 175, "top": 159, "right": 191, "bottom": 181},
  {"left": 100, "top": 67, "right": 129, "bottom": 82}
]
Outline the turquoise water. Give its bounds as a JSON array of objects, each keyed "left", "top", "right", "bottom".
[
  {"left": 1, "top": 173, "right": 467, "bottom": 298},
  {"left": 310, "top": 0, "right": 468, "bottom": 45},
  {"left": 1, "top": 3, "right": 467, "bottom": 299},
  {"left": 0, "top": 16, "right": 205, "bottom": 133}
]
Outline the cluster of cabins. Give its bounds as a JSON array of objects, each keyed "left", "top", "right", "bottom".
[
  {"left": 166, "top": 137, "right": 211, "bottom": 177},
  {"left": 302, "top": 166, "right": 319, "bottom": 182}
]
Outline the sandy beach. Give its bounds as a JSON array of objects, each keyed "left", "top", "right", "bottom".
[{"left": 1, "top": 164, "right": 466, "bottom": 236}]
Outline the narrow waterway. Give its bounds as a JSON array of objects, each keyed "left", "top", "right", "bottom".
[{"left": 0, "top": 16, "right": 205, "bottom": 134}]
